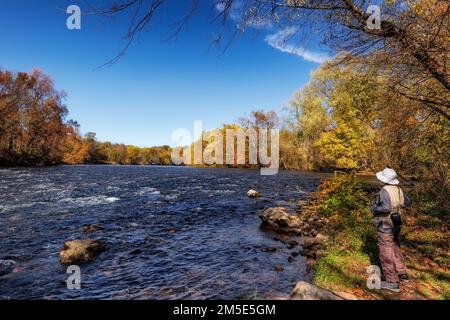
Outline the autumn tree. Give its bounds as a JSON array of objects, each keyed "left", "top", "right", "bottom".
[
  {"left": 0, "top": 69, "right": 70, "bottom": 166},
  {"left": 60, "top": 122, "right": 90, "bottom": 164}
]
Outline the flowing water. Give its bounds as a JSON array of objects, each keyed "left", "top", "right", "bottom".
[{"left": 0, "top": 165, "right": 323, "bottom": 300}]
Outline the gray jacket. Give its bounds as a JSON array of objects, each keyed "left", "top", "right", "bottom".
[{"left": 372, "top": 185, "right": 411, "bottom": 231}]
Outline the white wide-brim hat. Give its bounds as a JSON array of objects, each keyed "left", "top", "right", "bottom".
[{"left": 376, "top": 168, "right": 399, "bottom": 185}]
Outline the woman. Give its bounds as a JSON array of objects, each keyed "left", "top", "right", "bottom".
[{"left": 372, "top": 167, "right": 411, "bottom": 293}]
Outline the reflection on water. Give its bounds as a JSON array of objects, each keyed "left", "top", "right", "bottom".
[{"left": 0, "top": 165, "right": 322, "bottom": 299}]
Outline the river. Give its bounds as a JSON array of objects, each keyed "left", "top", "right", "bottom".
[{"left": 0, "top": 165, "right": 323, "bottom": 299}]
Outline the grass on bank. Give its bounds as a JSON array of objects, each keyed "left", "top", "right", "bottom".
[{"left": 310, "top": 174, "right": 449, "bottom": 300}]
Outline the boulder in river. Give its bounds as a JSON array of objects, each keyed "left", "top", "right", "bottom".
[
  {"left": 82, "top": 224, "right": 103, "bottom": 233},
  {"left": 274, "top": 265, "right": 285, "bottom": 272},
  {"left": 258, "top": 207, "right": 303, "bottom": 234},
  {"left": 287, "top": 240, "right": 299, "bottom": 246},
  {"left": 129, "top": 249, "right": 142, "bottom": 255},
  {"left": 60, "top": 240, "right": 106, "bottom": 265},
  {"left": 247, "top": 189, "right": 261, "bottom": 198},
  {"left": 290, "top": 281, "right": 343, "bottom": 300},
  {"left": 261, "top": 247, "right": 277, "bottom": 253},
  {"left": 0, "top": 260, "right": 16, "bottom": 276}
]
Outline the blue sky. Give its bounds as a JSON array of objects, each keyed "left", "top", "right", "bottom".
[{"left": 0, "top": 0, "right": 329, "bottom": 147}]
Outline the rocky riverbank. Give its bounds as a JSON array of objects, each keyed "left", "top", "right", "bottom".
[
  {"left": 258, "top": 197, "right": 330, "bottom": 269},
  {"left": 256, "top": 192, "right": 362, "bottom": 300},
  {"left": 260, "top": 175, "right": 450, "bottom": 301}
]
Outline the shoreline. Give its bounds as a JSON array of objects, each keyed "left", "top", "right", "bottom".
[
  {"left": 271, "top": 175, "right": 449, "bottom": 300},
  {"left": 1, "top": 166, "right": 321, "bottom": 299},
  {"left": 2, "top": 166, "right": 447, "bottom": 299}
]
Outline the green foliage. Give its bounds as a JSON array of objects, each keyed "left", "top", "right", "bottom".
[
  {"left": 313, "top": 174, "right": 449, "bottom": 299},
  {"left": 283, "top": 61, "right": 449, "bottom": 181},
  {"left": 284, "top": 65, "right": 380, "bottom": 171},
  {"left": 317, "top": 175, "right": 370, "bottom": 218},
  {"left": 314, "top": 249, "right": 370, "bottom": 291}
]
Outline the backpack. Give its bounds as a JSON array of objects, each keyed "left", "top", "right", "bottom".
[{"left": 382, "top": 185, "right": 405, "bottom": 227}]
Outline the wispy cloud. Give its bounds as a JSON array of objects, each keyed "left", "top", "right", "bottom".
[
  {"left": 215, "top": 1, "right": 273, "bottom": 30},
  {"left": 265, "top": 27, "right": 330, "bottom": 64},
  {"left": 215, "top": 3, "right": 329, "bottom": 63}
]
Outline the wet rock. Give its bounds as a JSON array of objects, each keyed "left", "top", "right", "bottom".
[
  {"left": 60, "top": 240, "right": 106, "bottom": 265},
  {"left": 247, "top": 189, "right": 262, "bottom": 198},
  {"left": 8, "top": 213, "right": 23, "bottom": 222},
  {"left": 315, "top": 250, "right": 326, "bottom": 259},
  {"left": 12, "top": 267, "right": 24, "bottom": 273},
  {"left": 259, "top": 207, "right": 302, "bottom": 234},
  {"left": 287, "top": 240, "right": 299, "bottom": 246},
  {"left": 129, "top": 249, "right": 142, "bottom": 255},
  {"left": 83, "top": 224, "right": 103, "bottom": 233},
  {"left": 0, "top": 260, "right": 16, "bottom": 276},
  {"left": 262, "top": 247, "right": 277, "bottom": 253},
  {"left": 306, "top": 258, "right": 316, "bottom": 267},
  {"left": 315, "top": 233, "right": 328, "bottom": 242},
  {"left": 302, "top": 238, "right": 316, "bottom": 247},
  {"left": 160, "top": 287, "right": 174, "bottom": 296},
  {"left": 288, "top": 256, "right": 295, "bottom": 263},
  {"left": 274, "top": 265, "right": 284, "bottom": 272},
  {"left": 290, "top": 251, "right": 299, "bottom": 257},
  {"left": 290, "top": 281, "right": 343, "bottom": 300},
  {"left": 303, "top": 234, "right": 327, "bottom": 247},
  {"left": 298, "top": 200, "right": 309, "bottom": 207},
  {"left": 264, "top": 293, "right": 290, "bottom": 300},
  {"left": 164, "top": 227, "right": 181, "bottom": 233},
  {"left": 299, "top": 248, "right": 316, "bottom": 258}
]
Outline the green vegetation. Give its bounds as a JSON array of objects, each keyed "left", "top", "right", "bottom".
[{"left": 311, "top": 175, "right": 449, "bottom": 300}]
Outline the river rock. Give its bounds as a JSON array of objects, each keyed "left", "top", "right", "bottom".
[
  {"left": 83, "top": 224, "right": 103, "bottom": 233},
  {"left": 0, "top": 260, "right": 16, "bottom": 276},
  {"left": 303, "top": 234, "right": 327, "bottom": 247},
  {"left": 60, "top": 240, "right": 106, "bottom": 265},
  {"left": 247, "top": 189, "right": 261, "bottom": 198},
  {"left": 314, "top": 233, "right": 328, "bottom": 245},
  {"left": 258, "top": 207, "right": 303, "bottom": 234},
  {"left": 306, "top": 258, "right": 316, "bottom": 267},
  {"left": 290, "top": 281, "right": 343, "bottom": 300},
  {"left": 129, "top": 249, "right": 142, "bottom": 255},
  {"left": 274, "top": 265, "right": 284, "bottom": 272},
  {"left": 299, "top": 248, "right": 316, "bottom": 258}
]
